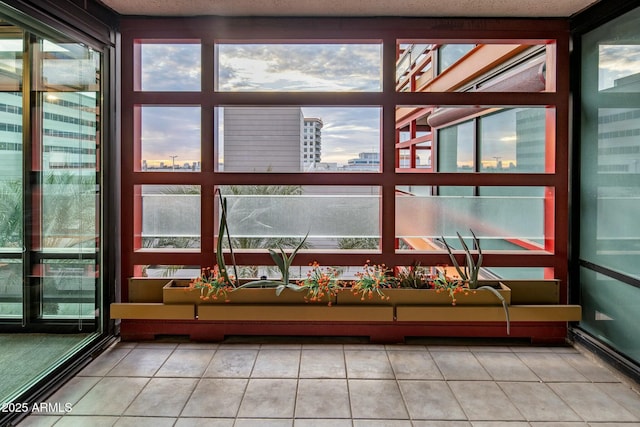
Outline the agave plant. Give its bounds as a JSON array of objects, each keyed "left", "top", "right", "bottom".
[
  {"left": 442, "top": 229, "right": 510, "bottom": 334},
  {"left": 235, "top": 233, "right": 309, "bottom": 296}
]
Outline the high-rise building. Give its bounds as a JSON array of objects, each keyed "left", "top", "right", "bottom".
[
  {"left": 302, "top": 117, "right": 322, "bottom": 170},
  {"left": 223, "top": 106, "right": 304, "bottom": 172}
]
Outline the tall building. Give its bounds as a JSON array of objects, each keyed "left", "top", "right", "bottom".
[
  {"left": 302, "top": 117, "right": 322, "bottom": 170},
  {"left": 223, "top": 106, "right": 304, "bottom": 172},
  {"left": 0, "top": 92, "right": 98, "bottom": 179}
]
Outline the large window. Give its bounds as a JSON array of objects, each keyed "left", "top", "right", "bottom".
[
  {"left": 579, "top": 6, "right": 640, "bottom": 365},
  {"left": 121, "top": 18, "right": 568, "bottom": 300}
]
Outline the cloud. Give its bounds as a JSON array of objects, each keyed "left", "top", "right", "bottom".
[
  {"left": 598, "top": 45, "right": 640, "bottom": 90},
  {"left": 218, "top": 44, "right": 381, "bottom": 91},
  {"left": 141, "top": 106, "right": 201, "bottom": 163},
  {"left": 141, "top": 44, "right": 201, "bottom": 91}
]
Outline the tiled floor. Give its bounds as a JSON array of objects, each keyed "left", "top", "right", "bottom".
[{"left": 17, "top": 340, "right": 640, "bottom": 427}]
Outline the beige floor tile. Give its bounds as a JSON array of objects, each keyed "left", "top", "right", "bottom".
[
  {"left": 234, "top": 419, "right": 293, "bottom": 427},
  {"left": 181, "top": 378, "right": 247, "bottom": 418},
  {"left": 398, "top": 380, "right": 465, "bottom": 420},
  {"left": 352, "top": 420, "right": 412, "bottom": 426},
  {"left": 516, "top": 352, "right": 589, "bottom": 382},
  {"left": 293, "top": 419, "right": 353, "bottom": 427},
  {"left": 448, "top": 381, "right": 524, "bottom": 421},
  {"left": 387, "top": 350, "right": 443, "bottom": 380},
  {"left": 155, "top": 349, "right": 214, "bottom": 377},
  {"left": 349, "top": 379, "right": 408, "bottom": 419},
  {"left": 412, "top": 422, "right": 471, "bottom": 427},
  {"left": 549, "top": 383, "right": 639, "bottom": 422},
  {"left": 345, "top": 350, "right": 394, "bottom": 379},
  {"left": 498, "top": 381, "right": 581, "bottom": 421},
  {"left": 124, "top": 377, "right": 197, "bottom": 417},
  {"left": 15, "top": 415, "right": 61, "bottom": 427},
  {"left": 38, "top": 376, "right": 101, "bottom": 414},
  {"left": 596, "top": 382, "right": 640, "bottom": 419},
  {"left": 530, "top": 423, "right": 588, "bottom": 426},
  {"left": 77, "top": 347, "right": 132, "bottom": 377},
  {"left": 251, "top": 349, "right": 301, "bottom": 378},
  {"left": 431, "top": 351, "right": 491, "bottom": 380},
  {"left": 470, "top": 423, "right": 530, "bottom": 427},
  {"left": 237, "top": 378, "right": 298, "bottom": 418},
  {"left": 174, "top": 418, "right": 234, "bottom": 426},
  {"left": 106, "top": 348, "right": 173, "bottom": 377},
  {"left": 71, "top": 377, "right": 149, "bottom": 415},
  {"left": 203, "top": 348, "right": 258, "bottom": 378},
  {"left": 295, "top": 379, "right": 350, "bottom": 419},
  {"left": 114, "top": 416, "right": 176, "bottom": 426},
  {"left": 52, "top": 416, "right": 118, "bottom": 426},
  {"left": 474, "top": 352, "right": 539, "bottom": 382},
  {"left": 299, "top": 349, "right": 346, "bottom": 378},
  {"left": 560, "top": 353, "right": 620, "bottom": 382},
  {"left": 177, "top": 342, "right": 220, "bottom": 349}
]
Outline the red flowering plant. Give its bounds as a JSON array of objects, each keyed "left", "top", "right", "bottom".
[
  {"left": 351, "top": 261, "right": 398, "bottom": 301},
  {"left": 188, "top": 265, "right": 235, "bottom": 302},
  {"left": 432, "top": 270, "right": 474, "bottom": 306},
  {"left": 297, "top": 261, "right": 342, "bottom": 306}
]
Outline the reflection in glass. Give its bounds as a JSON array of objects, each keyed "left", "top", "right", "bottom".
[
  {"left": 438, "top": 44, "right": 475, "bottom": 74},
  {"left": 218, "top": 185, "right": 380, "bottom": 250},
  {"left": 217, "top": 43, "right": 382, "bottom": 92},
  {"left": 140, "top": 43, "right": 201, "bottom": 91},
  {"left": 0, "top": 259, "right": 22, "bottom": 318},
  {"left": 480, "top": 109, "right": 546, "bottom": 173},
  {"left": 217, "top": 106, "right": 380, "bottom": 173},
  {"left": 41, "top": 259, "right": 96, "bottom": 319},
  {"left": 438, "top": 120, "right": 474, "bottom": 172},
  {"left": 0, "top": 92, "right": 22, "bottom": 250},
  {"left": 37, "top": 41, "right": 100, "bottom": 252},
  {"left": 580, "top": 268, "right": 640, "bottom": 362},
  {"left": 396, "top": 186, "right": 546, "bottom": 252},
  {"left": 140, "top": 106, "right": 201, "bottom": 171},
  {"left": 0, "top": 37, "right": 23, "bottom": 90},
  {"left": 598, "top": 45, "right": 640, "bottom": 92},
  {"left": 141, "top": 185, "right": 201, "bottom": 249},
  {"left": 597, "top": 108, "right": 640, "bottom": 174}
]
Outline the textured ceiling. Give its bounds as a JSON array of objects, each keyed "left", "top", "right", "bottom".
[{"left": 100, "top": 0, "right": 600, "bottom": 18}]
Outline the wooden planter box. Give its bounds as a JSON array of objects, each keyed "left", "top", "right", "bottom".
[
  {"left": 110, "top": 302, "right": 195, "bottom": 320},
  {"left": 128, "top": 278, "right": 173, "bottom": 303},
  {"left": 163, "top": 280, "right": 337, "bottom": 305},
  {"left": 337, "top": 281, "right": 511, "bottom": 306},
  {"left": 501, "top": 279, "right": 560, "bottom": 304},
  {"left": 198, "top": 304, "right": 393, "bottom": 322}
]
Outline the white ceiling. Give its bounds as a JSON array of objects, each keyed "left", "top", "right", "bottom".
[{"left": 100, "top": 0, "right": 600, "bottom": 18}]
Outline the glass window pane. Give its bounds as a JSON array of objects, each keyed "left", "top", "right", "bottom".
[
  {"left": 140, "top": 185, "right": 201, "bottom": 249},
  {"left": 0, "top": 37, "right": 23, "bottom": 90},
  {"left": 397, "top": 41, "right": 550, "bottom": 93},
  {"left": 0, "top": 259, "right": 22, "bottom": 318},
  {"left": 438, "top": 121, "right": 474, "bottom": 172},
  {"left": 479, "top": 108, "right": 547, "bottom": 173},
  {"left": 140, "top": 106, "right": 201, "bottom": 171},
  {"left": 438, "top": 44, "right": 475, "bottom": 74},
  {"left": 217, "top": 106, "right": 380, "bottom": 172},
  {"left": 41, "top": 172, "right": 97, "bottom": 251},
  {"left": 139, "top": 42, "right": 201, "bottom": 91},
  {"left": 580, "top": 268, "right": 640, "bottom": 363},
  {"left": 37, "top": 40, "right": 99, "bottom": 92},
  {"left": 0, "top": 91, "right": 22, "bottom": 250},
  {"left": 41, "top": 259, "right": 96, "bottom": 319},
  {"left": 138, "top": 265, "right": 200, "bottom": 278},
  {"left": 217, "top": 43, "right": 381, "bottom": 92},
  {"left": 218, "top": 185, "right": 380, "bottom": 251},
  {"left": 396, "top": 186, "right": 548, "bottom": 252}
]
